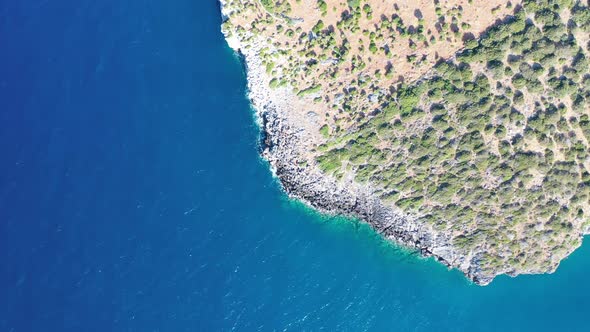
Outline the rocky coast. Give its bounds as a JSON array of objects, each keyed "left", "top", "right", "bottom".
[
  {"left": 218, "top": 0, "right": 589, "bottom": 285},
  {"left": 218, "top": 0, "right": 502, "bottom": 285}
]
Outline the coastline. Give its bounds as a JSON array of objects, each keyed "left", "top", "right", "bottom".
[
  {"left": 216, "top": 0, "right": 584, "bottom": 285},
  {"left": 218, "top": 0, "right": 489, "bottom": 285}
]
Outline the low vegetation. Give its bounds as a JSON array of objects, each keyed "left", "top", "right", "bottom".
[
  {"left": 223, "top": 0, "right": 590, "bottom": 277},
  {"left": 316, "top": 0, "right": 590, "bottom": 275}
]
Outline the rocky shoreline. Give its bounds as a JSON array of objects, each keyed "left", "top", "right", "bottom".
[{"left": 218, "top": 0, "right": 531, "bottom": 286}]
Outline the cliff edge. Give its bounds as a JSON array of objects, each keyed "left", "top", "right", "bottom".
[{"left": 219, "top": 0, "right": 590, "bottom": 285}]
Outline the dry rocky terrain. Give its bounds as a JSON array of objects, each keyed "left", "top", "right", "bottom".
[{"left": 221, "top": 0, "right": 590, "bottom": 284}]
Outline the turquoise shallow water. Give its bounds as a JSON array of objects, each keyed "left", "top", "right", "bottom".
[{"left": 1, "top": 0, "right": 590, "bottom": 331}]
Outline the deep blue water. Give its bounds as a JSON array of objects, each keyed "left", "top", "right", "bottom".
[{"left": 1, "top": 0, "right": 590, "bottom": 331}]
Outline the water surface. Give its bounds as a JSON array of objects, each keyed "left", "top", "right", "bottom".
[{"left": 1, "top": 0, "right": 589, "bottom": 331}]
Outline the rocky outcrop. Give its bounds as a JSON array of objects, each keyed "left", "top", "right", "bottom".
[
  {"left": 257, "top": 99, "right": 496, "bottom": 284},
  {"left": 218, "top": 0, "right": 542, "bottom": 286}
]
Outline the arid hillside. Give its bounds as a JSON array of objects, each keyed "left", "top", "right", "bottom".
[{"left": 222, "top": 0, "right": 590, "bottom": 284}]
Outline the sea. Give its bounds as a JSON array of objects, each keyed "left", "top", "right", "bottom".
[{"left": 1, "top": 0, "right": 589, "bottom": 331}]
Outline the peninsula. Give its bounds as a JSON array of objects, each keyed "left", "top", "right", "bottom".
[{"left": 220, "top": 0, "right": 590, "bottom": 285}]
